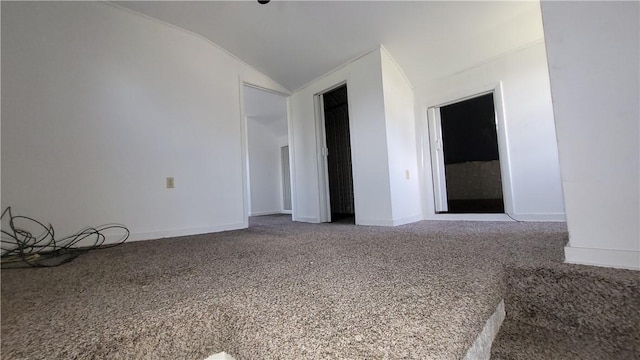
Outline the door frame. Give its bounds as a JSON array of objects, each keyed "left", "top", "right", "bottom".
[
  {"left": 239, "top": 80, "right": 293, "bottom": 227},
  {"left": 314, "top": 81, "right": 352, "bottom": 223},
  {"left": 427, "top": 107, "right": 448, "bottom": 212},
  {"left": 280, "top": 144, "right": 293, "bottom": 214},
  {"left": 426, "top": 81, "right": 515, "bottom": 215}
]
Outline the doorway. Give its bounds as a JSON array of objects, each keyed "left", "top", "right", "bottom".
[
  {"left": 429, "top": 90, "right": 509, "bottom": 214},
  {"left": 242, "top": 85, "right": 291, "bottom": 222},
  {"left": 321, "top": 84, "right": 355, "bottom": 223}
]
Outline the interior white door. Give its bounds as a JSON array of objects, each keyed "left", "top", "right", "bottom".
[
  {"left": 428, "top": 107, "right": 448, "bottom": 212},
  {"left": 315, "top": 93, "right": 331, "bottom": 223}
]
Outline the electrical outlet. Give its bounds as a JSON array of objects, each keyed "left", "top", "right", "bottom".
[
  {"left": 405, "top": 170, "right": 410, "bottom": 180},
  {"left": 166, "top": 177, "right": 175, "bottom": 189}
]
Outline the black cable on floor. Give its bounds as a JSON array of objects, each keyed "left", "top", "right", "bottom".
[
  {"left": 1, "top": 207, "right": 129, "bottom": 268},
  {"left": 505, "top": 213, "right": 522, "bottom": 222}
]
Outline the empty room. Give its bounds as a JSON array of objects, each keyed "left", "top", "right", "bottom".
[{"left": 1, "top": 1, "right": 638, "bottom": 359}]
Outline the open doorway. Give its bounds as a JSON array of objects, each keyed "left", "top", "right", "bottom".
[
  {"left": 429, "top": 88, "right": 511, "bottom": 214},
  {"left": 243, "top": 85, "right": 291, "bottom": 223},
  {"left": 441, "top": 93, "right": 503, "bottom": 213},
  {"left": 320, "top": 84, "right": 355, "bottom": 223}
]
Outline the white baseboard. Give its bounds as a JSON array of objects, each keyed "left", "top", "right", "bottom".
[
  {"left": 423, "top": 213, "right": 566, "bottom": 222},
  {"left": 509, "top": 213, "right": 566, "bottom": 222},
  {"left": 76, "top": 222, "right": 247, "bottom": 247},
  {"left": 249, "top": 210, "right": 282, "bottom": 216},
  {"left": 391, "top": 215, "right": 423, "bottom": 226},
  {"left": 292, "top": 216, "right": 420, "bottom": 226},
  {"left": 424, "top": 213, "right": 513, "bottom": 221},
  {"left": 356, "top": 218, "right": 395, "bottom": 226},
  {"left": 130, "top": 223, "right": 246, "bottom": 242},
  {"left": 355, "top": 216, "right": 421, "bottom": 226},
  {"left": 293, "top": 216, "right": 320, "bottom": 223},
  {"left": 564, "top": 246, "right": 640, "bottom": 270}
]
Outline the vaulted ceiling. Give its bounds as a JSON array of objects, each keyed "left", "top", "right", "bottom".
[{"left": 113, "top": 1, "right": 545, "bottom": 93}]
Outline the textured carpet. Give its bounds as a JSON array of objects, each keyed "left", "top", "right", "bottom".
[
  {"left": 2, "top": 215, "right": 571, "bottom": 359},
  {"left": 492, "top": 262, "right": 640, "bottom": 359}
]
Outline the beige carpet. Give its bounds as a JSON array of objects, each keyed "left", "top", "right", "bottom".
[
  {"left": 2, "top": 215, "right": 569, "bottom": 359},
  {"left": 492, "top": 262, "right": 640, "bottom": 359}
]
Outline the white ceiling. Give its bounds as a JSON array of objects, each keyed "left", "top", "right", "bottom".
[{"left": 113, "top": 1, "right": 545, "bottom": 93}]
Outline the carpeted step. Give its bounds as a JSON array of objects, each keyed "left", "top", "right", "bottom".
[
  {"left": 491, "top": 320, "right": 639, "bottom": 360},
  {"left": 502, "top": 263, "right": 640, "bottom": 351},
  {"left": 495, "top": 262, "right": 640, "bottom": 358}
]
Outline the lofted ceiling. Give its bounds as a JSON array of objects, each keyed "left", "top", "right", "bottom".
[{"left": 113, "top": 1, "right": 545, "bottom": 93}]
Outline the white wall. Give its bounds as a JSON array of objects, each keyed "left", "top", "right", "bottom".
[
  {"left": 288, "top": 48, "right": 395, "bottom": 225},
  {"left": 380, "top": 49, "right": 422, "bottom": 225},
  {"left": 416, "top": 41, "right": 565, "bottom": 221},
  {"left": 1, "top": 2, "right": 287, "bottom": 242},
  {"left": 247, "top": 119, "right": 283, "bottom": 216},
  {"left": 288, "top": 47, "right": 424, "bottom": 226},
  {"left": 541, "top": 1, "right": 640, "bottom": 270}
]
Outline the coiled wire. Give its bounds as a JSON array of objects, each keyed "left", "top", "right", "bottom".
[{"left": 1, "top": 207, "right": 129, "bottom": 268}]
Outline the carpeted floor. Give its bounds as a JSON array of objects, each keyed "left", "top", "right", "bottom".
[
  {"left": 2, "top": 215, "right": 576, "bottom": 359},
  {"left": 492, "top": 262, "right": 640, "bottom": 359}
]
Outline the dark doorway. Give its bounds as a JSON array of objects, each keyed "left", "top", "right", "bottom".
[
  {"left": 323, "top": 85, "right": 355, "bottom": 223},
  {"left": 440, "top": 93, "right": 504, "bottom": 213}
]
